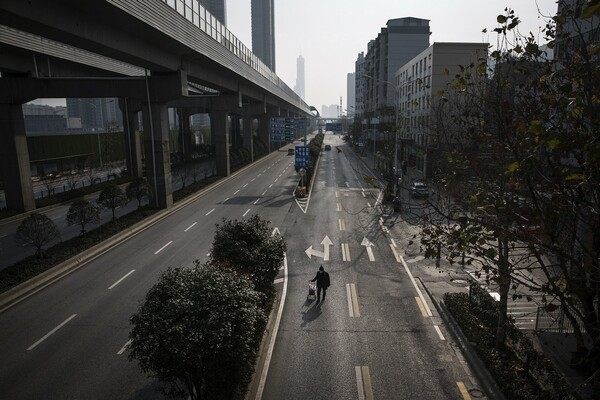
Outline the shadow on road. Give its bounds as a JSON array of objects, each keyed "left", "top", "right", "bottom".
[{"left": 300, "top": 300, "right": 322, "bottom": 327}]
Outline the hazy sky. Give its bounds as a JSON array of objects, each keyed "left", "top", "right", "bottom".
[
  {"left": 31, "top": 0, "right": 558, "bottom": 110},
  {"left": 227, "top": 0, "right": 559, "bottom": 111}
]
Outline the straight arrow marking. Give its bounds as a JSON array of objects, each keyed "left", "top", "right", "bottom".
[{"left": 361, "top": 237, "right": 375, "bottom": 262}]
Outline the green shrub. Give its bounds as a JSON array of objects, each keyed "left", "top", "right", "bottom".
[{"left": 444, "top": 290, "right": 580, "bottom": 400}]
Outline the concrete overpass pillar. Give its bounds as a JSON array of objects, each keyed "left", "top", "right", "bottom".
[
  {"left": 258, "top": 116, "right": 271, "bottom": 154},
  {"left": 177, "top": 108, "right": 193, "bottom": 162},
  {"left": 120, "top": 98, "right": 143, "bottom": 178},
  {"left": 142, "top": 101, "right": 173, "bottom": 209},
  {"left": 242, "top": 116, "right": 254, "bottom": 162},
  {"left": 0, "top": 103, "right": 35, "bottom": 212},
  {"left": 211, "top": 111, "right": 230, "bottom": 176},
  {"left": 230, "top": 115, "right": 241, "bottom": 150}
]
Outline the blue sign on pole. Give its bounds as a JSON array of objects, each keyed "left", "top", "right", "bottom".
[
  {"left": 294, "top": 146, "right": 310, "bottom": 168},
  {"left": 325, "top": 123, "right": 342, "bottom": 132}
]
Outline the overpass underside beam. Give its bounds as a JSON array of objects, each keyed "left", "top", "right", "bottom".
[{"left": 0, "top": 103, "right": 35, "bottom": 211}]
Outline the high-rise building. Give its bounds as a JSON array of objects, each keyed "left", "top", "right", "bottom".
[
  {"left": 294, "top": 55, "right": 305, "bottom": 100},
  {"left": 346, "top": 72, "right": 355, "bottom": 116},
  {"left": 66, "top": 98, "right": 122, "bottom": 131},
  {"left": 251, "top": 0, "right": 276, "bottom": 72},
  {"left": 396, "top": 42, "right": 488, "bottom": 179},
  {"left": 355, "top": 52, "right": 366, "bottom": 118},
  {"left": 359, "top": 18, "right": 431, "bottom": 115},
  {"left": 200, "top": 0, "right": 226, "bottom": 26}
]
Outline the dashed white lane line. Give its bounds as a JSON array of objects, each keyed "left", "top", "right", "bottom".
[
  {"left": 243, "top": 183, "right": 248, "bottom": 188},
  {"left": 391, "top": 238, "right": 397, "bottom": 248},
  {"left": 250, "top": 178, "right": 256, "bottom": 182},
  {"left": 184, "top": 222, "right": 197, "bottom": 232},
  {"left": 434, "top": 325, "right": 446, "bottom": 341},
  {"left": 117, "top": 339, "right": 132, "bottom": 355},
  {"left": 27, "top": 314, "right": 77, "bottom": 350},
  {"left": 253, "top": 198, "right": 260, "bottom": 205},
  {"left": 108, "top": 270, "right": 135, "bottom": 290},
  {"left": 400, "top": 255, "right": 433, "bottom": 317},
  {"left": 243, "top": 209, "right": 251, "bottom": 217},
  {"left": 269, "top": 184, "right": 273, "bottom": 188},
  {"left": 206, "top": 208, "right": 215, "bottom": 216},
  {"left": 234, "top": 190, "right": 240, "bottom": 195},
  {"left": 223, "top": 197, "right": 230, "bottom": 203},
  {"left": 154, "top": 241, "right": 173, "bottom": 255},
  {"left": 261, "top": 190, "right": 267, "bottom": 196}
]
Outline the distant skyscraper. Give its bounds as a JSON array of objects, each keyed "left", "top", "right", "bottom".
[
  {"left": 346, "top": 72, "right": 355, "bottom": 115},
  {"left": 200, "top": 0, "right": 226, "bottom": 26},
  {"left": 294, "top": 55, "right": 305, "bottom": 100},
  {"left": 251, "top": 0, "right": 276, "bottom": 71}
]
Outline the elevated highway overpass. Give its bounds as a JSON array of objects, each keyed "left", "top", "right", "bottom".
[{"left": 0, "top": 0, "right": 315, "bottom": 211}]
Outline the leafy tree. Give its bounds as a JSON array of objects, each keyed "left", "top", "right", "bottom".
[
  {"left": 66, "top": 199, "right": 100, "bottom": 237},
  {"left": 419, "top": 2, "right": 600, "bottom": 390},
  {"left": 15, "top": 213, "right": 60, "bottom": 258},
  {"left": 128, "top": 265, "right": 266, "bottom": 400},
  {"left": 97, "top": 184, "right": 128, "bottom": 221},
  {"left": 126, "top": 177, "right": 151, "bottom": 209},
  {"left": 211, "top": 215, "right": 286, "bottom": 301}
]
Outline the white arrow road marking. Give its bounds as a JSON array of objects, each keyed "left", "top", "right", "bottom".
[
  {"left": 305, "top": 245, "right": 325, "bottom": 260},
  {"left": 304, "top": 236, "right": 332, "bottom": 261},
  {"left": 321, "top": 236, "right": 332, "bottom": 261},
  {"left": 361, "top": 237, "right": 375, "bottom": 262}
]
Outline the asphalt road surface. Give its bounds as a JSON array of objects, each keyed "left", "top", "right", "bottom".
[
  {"left": 0, "top": 147, "right": 298, "bottom": 399},
  {"left": 0, "top": 137, "right": 482, "bottom": 399}
]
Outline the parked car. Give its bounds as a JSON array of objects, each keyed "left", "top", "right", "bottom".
[
  {"left": 324, "top": 144, "right": 331, "bottom": 151},
  {"left": 410, "top": 182, "right": 429, "bottom": 197},
  {"left": 287, "top": 148, "right": 295, "bottom": 155}
]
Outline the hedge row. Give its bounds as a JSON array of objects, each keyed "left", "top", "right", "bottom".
[{"left": 444, "top": 284, "right": 580, "bottom": 400}]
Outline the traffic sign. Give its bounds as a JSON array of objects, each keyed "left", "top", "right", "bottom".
[{"left": 294, "top": 145, "right": 310, "bottom": 168}]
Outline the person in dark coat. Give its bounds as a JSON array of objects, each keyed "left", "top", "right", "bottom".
[{"left": 311, "top": 265, "right": 330, "bottom": 303}]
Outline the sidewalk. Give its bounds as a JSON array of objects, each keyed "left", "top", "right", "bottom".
[{"left": 349, "top": 141, "right": 591, "bottom": 399}]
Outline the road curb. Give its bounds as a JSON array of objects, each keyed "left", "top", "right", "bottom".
[{"left": 418, "top": 277, "right": 506, "bottom": 400}]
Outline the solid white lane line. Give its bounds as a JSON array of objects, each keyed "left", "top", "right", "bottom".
[
  {"left": 261, "top": 190, "right": 267, "bottom": 196},
  {"left": 243, "top": 209, "right": 250, "bottom": 217},
  {"left": 117, "top": 339, "right": 132, "bottom": 355},
  {"left": 184, "top": 222, "right": 197, "bottom": 232},
  {"left": 108, "top": 270, "right": 135, "bottom": 290},
  {"left": 346, "top": 284, "right": 354, "bottom": 318},
  {"left": 350, "top": 284, "right": 360, "bottom": 317},
  {"left": 154, "top": 241, "right": 173, "bottom": 255},
  {"left": 27, "top": 314, "right": 77, "bottom": 350},
  {"left": 255, "top": 249, "right": 288, "bottom": 399},
  {"left": 434, "top": 325, "right": 446, "bottom": 341},
  {"left": 206, "top": 208, "right": 215, "bottom": 216},
  {"left": 234, "top": 190, "right": 240, "bottom": 195},
  {"left": 400, "top": 256, "right": 433, "bottom": 317},
  {"left": 391, "top": 238, "right": 397, "bottom": 248},
  {"left": 355, "top": 366, "right": 365, "bottom": 400},
  {"left": 253, "top": 198, "right": 260, "bottom": 205}
]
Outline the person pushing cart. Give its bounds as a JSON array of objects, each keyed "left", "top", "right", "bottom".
[{"left": 310, "top": 265, "right": 330, "bottom": 304}]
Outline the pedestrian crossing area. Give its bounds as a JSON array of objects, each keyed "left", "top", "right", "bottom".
[{"left": 466, "top": 271, "right": 540, "bottom": 331}]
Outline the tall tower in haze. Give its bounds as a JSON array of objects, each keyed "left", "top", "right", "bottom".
[
  {"left": 200, "top": 0, "right": 226, "bottom": 25},
  {"left": 294, "top": 55, "right": 305, "bottom": 100},
  {"left": 251, "top": 0, "right": 276, "bottom": 72}
]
